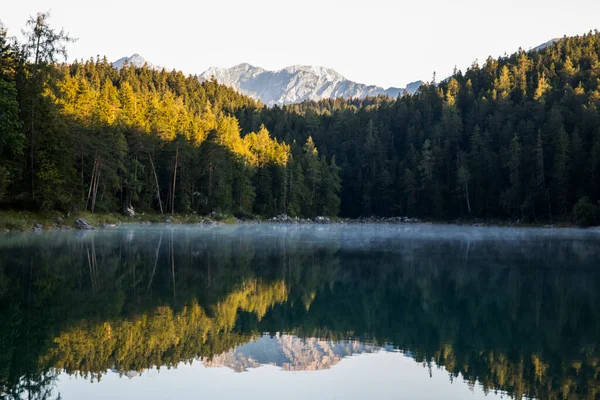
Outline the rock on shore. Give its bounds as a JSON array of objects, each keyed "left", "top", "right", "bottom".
[{"left": 75, "top": 218, "right": 95, "bottom": 230}]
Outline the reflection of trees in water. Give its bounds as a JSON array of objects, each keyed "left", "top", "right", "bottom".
[
  {"left": 0, "top": 226, "right": 599, "bottom": 399},
  {"left": 1, "top": 371, "right": 60, "bottom": 400},
  {"left": 261, "top": 236, "right": 600, "bottom": 400}
]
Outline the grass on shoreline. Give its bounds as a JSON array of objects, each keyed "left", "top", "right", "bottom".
[
  {"left": 0, "top": 210, "right": 243, "bottom": 232},
  {"left": 0, "top": 210, "right": 118, "bottom": 231}
]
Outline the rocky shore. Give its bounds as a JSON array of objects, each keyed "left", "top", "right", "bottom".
[{"left": 267, "top": 214, "right": 421, "bottom": 224}]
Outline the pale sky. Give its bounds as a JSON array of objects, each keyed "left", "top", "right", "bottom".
[{"left": 2, "top": 0, "right": 599, "bottom": 88}]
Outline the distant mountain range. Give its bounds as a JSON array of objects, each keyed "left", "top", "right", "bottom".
[
  {"left": 112, "top": 37, "right": 560, "bottom": 107},
  {"left": 112, "top": 54, "right": 423, "bottom": 106},
  {"left": 198, "top": 63, "right": 423, "bottom": 106}
]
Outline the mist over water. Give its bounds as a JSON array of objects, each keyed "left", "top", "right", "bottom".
[{"left": 1, "top": 224, "right": 599, "bottom": 399}]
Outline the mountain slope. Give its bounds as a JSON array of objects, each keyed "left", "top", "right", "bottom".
[{"left": 199, "top": 63, "right": 423, "bottom": 106}]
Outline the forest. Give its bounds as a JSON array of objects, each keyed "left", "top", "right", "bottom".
[{"left": 1, "top": 13, "right": 600, "bottom": 223}]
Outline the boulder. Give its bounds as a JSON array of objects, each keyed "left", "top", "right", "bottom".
[
  {"left": 271, "top": 214, "right": 293, "bottom": 223},
  {"left": 210, "top": 211, "right": 223, "bottom": 219},
  {"left": 75, "top": 218, "right": 94, "bottom": 230},
  {"left": 125, "top": 206, "right": 135, "bottom": 217},
  {"left": 314, "top": 216, "right": 330, "bottom": 224},
  {"left": 32, "top": 223, "right": 43, "bottom": 232}
]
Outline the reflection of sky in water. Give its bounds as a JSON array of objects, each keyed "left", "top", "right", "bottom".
[{"left": 57, "top": 350, "right": 503, "bottom": 400}]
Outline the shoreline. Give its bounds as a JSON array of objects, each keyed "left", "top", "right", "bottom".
[{"left": 0, "top": 211, "right": 591, "bottom": 233}]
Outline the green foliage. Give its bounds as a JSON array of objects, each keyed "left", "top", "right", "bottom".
[
  {"left": 0, "top": 23, "right": 25, "bottom": 202},
  {"left": 1, "top": 15, "right": 600, "bottom": 222}
]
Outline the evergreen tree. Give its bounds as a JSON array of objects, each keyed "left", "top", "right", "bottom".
[
  {"left": 301, "top": 136, "right": 321, "bottom": 216},
  {"left": 0, "top": 22, "right": 25, "bottom": 201},
  {"left": 20, "top": 12, "right": 75, "bottom": 202}
]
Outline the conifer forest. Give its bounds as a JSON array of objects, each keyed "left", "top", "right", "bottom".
[{"left": 2, "top": 14, "right": 600, "bottom": 224}]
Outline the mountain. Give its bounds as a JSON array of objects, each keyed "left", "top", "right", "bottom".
[
  {"left": 112, "top": 53, "right": 157, "bottom": 70},
  {"left": 198, "top": 63, "right": 423, "bottom": 106},
  {"left": 111, "top": 54, "right": 422, "bottom": 106},
  {"left": 533, "top": 38, "right": 561, "bottom": 52}
]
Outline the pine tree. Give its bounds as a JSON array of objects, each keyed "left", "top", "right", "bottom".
[
  {"left": 316, "top": 156, "right": 341, "bottom": 216},
  {"left": 287, "top": 158, "right": 307, "bottom": 217},
  {"left": 457, "top": 162, "right": 471, "bottom": 214},
  {"left": 0, "top": 23, "right": 25, "bottom": 201},
  {"left": 21, "top": 12, "right": 76, "bottom": 201},
  {"left": 301, "top": 136, "right": 321, "bottom": 216}
]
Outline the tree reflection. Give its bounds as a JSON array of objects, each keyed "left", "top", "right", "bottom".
[{"left": 0, "top": 225, "right": 599, "bottom": 399}]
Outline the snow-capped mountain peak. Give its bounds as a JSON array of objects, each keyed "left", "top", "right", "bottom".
[
  {"left": 282, "top": 65, "right": 345, "bottom": 81},
  {"left": 199, "top": 63, "right": 422, "bottom": 106},
  {"left": 112, "top": 54, "right": 157, "bottom": 70}
]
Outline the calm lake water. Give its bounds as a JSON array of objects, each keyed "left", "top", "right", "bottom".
[{"left": 1, "top": 223, "right": 599, "bottom": 399}]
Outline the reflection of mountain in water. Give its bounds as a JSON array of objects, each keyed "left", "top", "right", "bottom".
[{"left": 203, "top": 334, "right": 382, "bottom": 372}]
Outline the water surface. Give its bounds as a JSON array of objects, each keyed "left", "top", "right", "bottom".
[{"left": 1, "top": 223, "right": 599, "bottom": 399}]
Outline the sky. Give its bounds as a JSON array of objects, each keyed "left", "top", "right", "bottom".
[{"left": 2, "top": 0, "right": 600, "bottom": 89}]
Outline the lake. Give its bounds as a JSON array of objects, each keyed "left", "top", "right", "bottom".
[{"left": 1, "top": 223, "right": 599, "bottom": 399}]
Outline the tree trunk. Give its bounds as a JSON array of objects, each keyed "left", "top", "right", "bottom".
[
  {"left": 208, "top": 148, "right": 214, "bottom": 202},
  {"left": 30, "top": 100, "right": 35, "bottom": 200},
  {"left": 146, "top": 232, "right": 163, "bottom": 294},
  {"left": 91, "top": 166, "right": 101, "bottom": 213},
  {"left": 545, "top": 189, "right": 553, "bottom": 222},
  {"left": 171, "top": 145, "right": 179, "bottom": 215},
  {"left": 148, "top": 154, "right": 164, "bottom": 214},
  {"left": 464, "top": 181, "right": 471, "bottom": 214},
  {"left": 81, "top": 144, "right": 85, "bottom": 201},
  {"left": 30, "top": 37, "right": 41, "bottom": 200},
  {"left": 85, "top": 159, "right": 98, "bottom": 212},
  {"left": 282, "top": 166, "right": 288, "bottom": 215}
]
